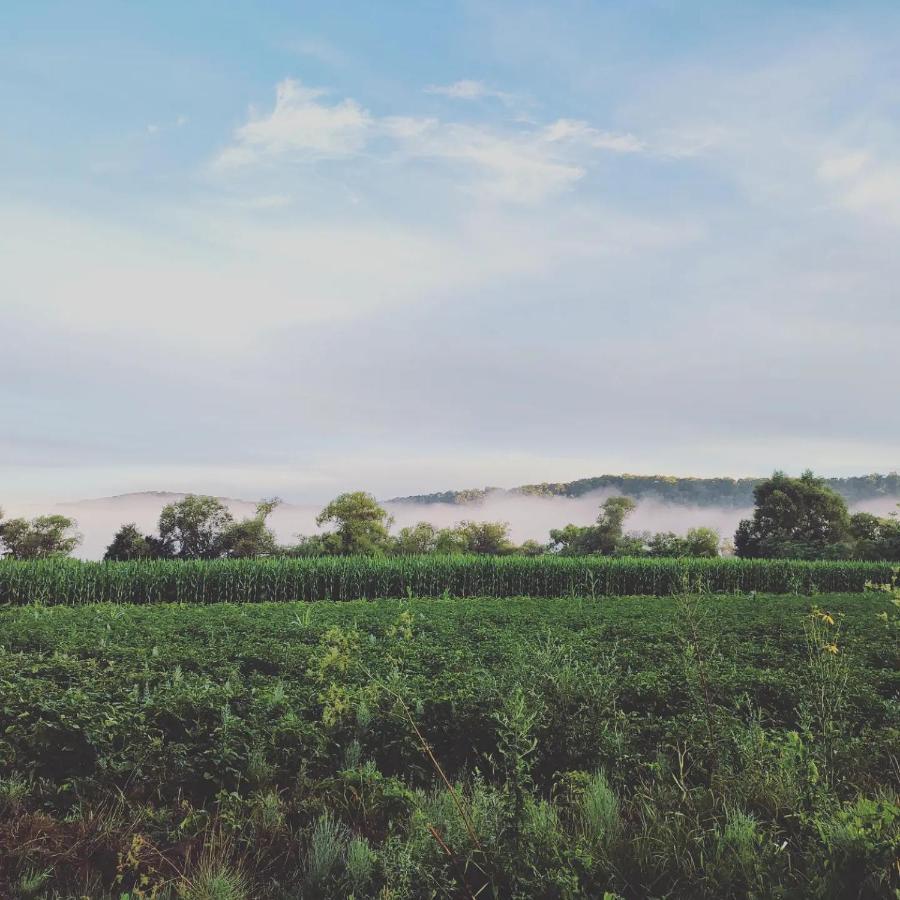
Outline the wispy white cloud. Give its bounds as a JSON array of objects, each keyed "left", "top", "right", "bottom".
[
  {"left": 215, "top": 79, "right": 371, "bottom": 168},
  {"left": 400, "top": 123, "right": 586, "bottom": 202},
  {"left": 541, "top": 118, "right": 645, "bottom": 153},
  {"left": 818, "top": 151, "right": 900, "bottom": 226},
  {"left": 215, "top": 79, "right": 647, "bottom": 202},
  {"left": 424, "top": 79, "right": 514, "bottom": 104}
]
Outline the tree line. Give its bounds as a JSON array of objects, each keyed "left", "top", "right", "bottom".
[
  {"left": 2, "top": 471, "right": 899, "bottom": 561},
  {"left": 396, "top": 470, "right": 900, "bottom": 508}
]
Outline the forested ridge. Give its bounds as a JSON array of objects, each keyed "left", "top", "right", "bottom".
[{"left": 392, "top": 472, "right": 900, "bottom": 507}]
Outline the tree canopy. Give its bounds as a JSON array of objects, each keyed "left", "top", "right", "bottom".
[
  {"left": 0, "top": 511, "right": 81, "bottom": 559},
  {"left": 315, "top": 492, "right": 393, "bottom": 555},
  {"left": 549, "top": 496, "right": 637, "bottom": 555},
  {"left": 734, "top": 471, "right": 854, "bottom": 559},
  {"left": 158, "top": 495, "right": 235, "bottom": 559},
  {"left": 219, "top": 498, "right": 281, "bottom": 558},
  {"left": 103, "top": 523, "right": 158, "bottom": 561}
]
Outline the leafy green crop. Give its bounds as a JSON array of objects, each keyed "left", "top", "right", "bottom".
[
  {"left": 0, "top": 554, "right": 894, "bottom": 604},
  {"left": 0, "top": 593, "right": 897, "bottom": 898}
]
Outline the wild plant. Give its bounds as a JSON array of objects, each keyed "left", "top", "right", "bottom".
[
  {"left": 706, "top": 806, "right": 773, "bottom": 895},
  {"left": 0, "top": 771, "right": 29, "bottom": 814},
  {"left": 801, "top": 605, "right": 850, "bottom": 782},
  {"left": 305, "top": 811, "right": 346, "bottom": 891},
  {"left": 673, "top": 593, "right": 726, "bottom": 766},
  {"left": 577, "top": 770, "right": 622, "bottom": 860},
  {"left": 344, "top": 835, "right": 375, "bottom": 895},
  {"left": 15, "top": 868, "right": 51, "bottom": 898},
  {"left": 178, "top": 860, "right": 249, "bottom": 900}
]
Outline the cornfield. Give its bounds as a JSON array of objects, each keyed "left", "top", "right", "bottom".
[{"left": 0, "top": 556, "right": 894, "bottom": 605}]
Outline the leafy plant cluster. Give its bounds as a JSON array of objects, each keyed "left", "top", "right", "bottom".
[
  {"left": 0, "top": 593, "right": 897, "bottom": 898},
  {"left": 0, "top": 555, "right": 895, "bottom": 605}
]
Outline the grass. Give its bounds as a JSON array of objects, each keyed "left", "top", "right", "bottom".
[{"left": 0, "top": 592, "right": 897, "bottom": 897}]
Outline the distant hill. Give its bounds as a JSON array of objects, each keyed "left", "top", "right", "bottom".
[{"left": 390, "top": 473, "right": 900, "bottom": 508}]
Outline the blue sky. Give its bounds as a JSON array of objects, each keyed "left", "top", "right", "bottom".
[{"left": 3, "top": 0, "right": 900, "bottom": 504}]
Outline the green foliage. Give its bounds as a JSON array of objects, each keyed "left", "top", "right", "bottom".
[
  {"left": 0, "top": 512, "right": 80, "bottom": 559},
  {"left": 0, "top": 592, "right": 897, "bottom": 897},
  {"left": 103, "top": 522, "right": 159, "bottom": 561},
  {"left": 180, "top": 859, "right": 249, "bottom": 900},
  {"left": 395, "top": 519, "right": 519, "bottom": 555},
  {"left": 158, "top": 494, "right": 235, "bottom": 559},
  {"left": 647, "top": 526, "right": 720, "bottom": 558},
  {"left": 549, "top": 495, "right": 637, "bottom": 556},
  {"left": 850, "top": 508, "right": 900, "bottom": 561},
  {"left": 315, "top": 491, "right": 393, "bottom": 555},
  {"left": 305, "top": 811, "right": 346, "bottom": 890},
  {"left": 735, "top": 470, "right": 855, "bottom": 559},
  {"left": 576, "top": 771, "right": 621, "bottom": 860},
  {"left": 219, "top": 499, "right": 280, "bottom": 558},
  {"left": 393, "top": 521, "right": 439, "bottom": 554},
  {"left": 449, "top": 520, "right": 517, "bottom": 555},
  {"left": 0, "top": 554, "right": 894, "bottom": 605}
]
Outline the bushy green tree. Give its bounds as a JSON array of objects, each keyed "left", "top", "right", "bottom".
[
  {"left": 103, "top": 523, "right": 157, "bottom": 561},
  {"left": 393, "top": 521, "right": 438, "bottom": 555},
  {"left": 220, "top": 499, "right": 281, "bottom": 558},
  {"left": 735, "top": 471, "right": 854, "bottom": 559},
  {"left": 517, "top": 539, "right": 546, "bottom": 556},
  {"left": 454, "top": 520, "right": 516, "bottom": 555},
  {"left": 393, "top": 520, "right": 525, "bottom": 555},
  {"left": 645, "top": 527, "right": 720, "bottom": 558},
  {"left": 549, "top": 496, "right": 637, "bottom": 555},
  {"left": 849, "top": 508, "right": 900, "bottom": 560},
  {"left": 685, "top": 526, "right": 721, "bottom": 557},
  {"left": 315, "top": 492, "right": 393, "bottom": 555},
  {"left": 0, "top": 511, "right": 81, "bottom": 559},
  {"left": 433, "top": 526, "right": 471, "bottom": 554},
  {"left": 284, "top": 534, "right": 334, "bottom": 557},
  {"left": 158, "top": 495, "right": 234, "bottom": 559}
]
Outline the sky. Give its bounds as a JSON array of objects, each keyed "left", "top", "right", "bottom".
[{"left": 3, "top": 0, "right": 900, "bottom": 506}]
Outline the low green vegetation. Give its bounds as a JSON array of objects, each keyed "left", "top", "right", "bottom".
[
  {"left": 0, "top": 555, "right": 895, "bottom": 605},
  {"left": 0, "top": 593, "right": 897, "bottom": 898}
]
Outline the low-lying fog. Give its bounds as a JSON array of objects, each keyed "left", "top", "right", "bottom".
[{"left": 5, "top": 490, "right": 898, "bottom": 560}]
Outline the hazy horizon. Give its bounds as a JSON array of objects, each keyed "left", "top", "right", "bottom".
[{"left": 6, "top": 473, "right": 900, "bottom": 560}]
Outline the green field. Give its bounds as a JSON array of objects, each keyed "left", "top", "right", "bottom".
[
  {"left": 1, "top": 592, "right": 898, "bottom": 898},
  {"left": 0, "top": 555, "right": 896, "bottom": 605}
]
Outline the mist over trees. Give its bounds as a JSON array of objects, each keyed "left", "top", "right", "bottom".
[
  {"left": 6, "top": 471, "right": 900, "bottom": 562},
  {"left": 395, "top": 471, "right": 900, "bottom": 508}
]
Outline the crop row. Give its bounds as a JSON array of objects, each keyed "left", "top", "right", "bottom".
[{"left": 0, "top": 554, "right": 895, "bottom": 604}]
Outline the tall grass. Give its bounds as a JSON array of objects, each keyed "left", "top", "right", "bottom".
[{"left": 0, "top": 555, "right": 894, "bottom": 605}]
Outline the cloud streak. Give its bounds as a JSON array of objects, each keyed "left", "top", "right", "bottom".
[{"left": 214, "top": 78, "right": 647, "bottom": 202}]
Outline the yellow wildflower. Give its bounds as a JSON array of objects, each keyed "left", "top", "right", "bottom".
[{"left": 823, "top": 643, "right": 839, "bottom": 654}]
